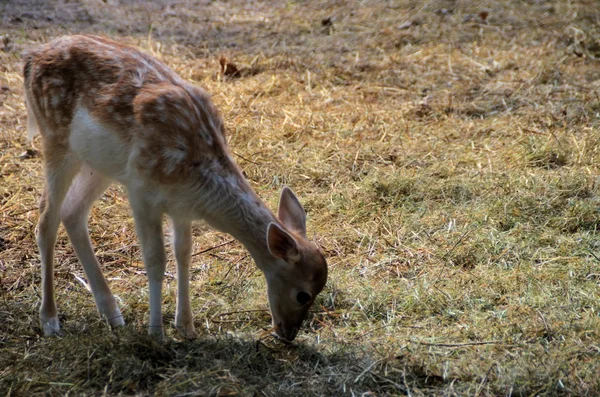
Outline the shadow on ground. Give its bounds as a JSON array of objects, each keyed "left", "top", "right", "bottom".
[{"left": 0, "top": 318, "right": 407, "bottom": 395}]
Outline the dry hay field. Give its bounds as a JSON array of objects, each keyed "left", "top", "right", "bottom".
[{"left": 1, "top": 0, "right": 600, "bottom": 395}]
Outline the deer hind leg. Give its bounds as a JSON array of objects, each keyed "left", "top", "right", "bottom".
[
  {"left": 38, "top": 152, "right": 81, "bottom": 336},
  {"left": 129, "top": 192, "right": 166, "bottom": 338},
  {"left": 61, "top": 164, "right": 124, "bottom": 328}
]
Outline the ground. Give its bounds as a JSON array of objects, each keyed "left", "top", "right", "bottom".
[{"left": 1, "top": 0, "right": 599, "bottom": 395}]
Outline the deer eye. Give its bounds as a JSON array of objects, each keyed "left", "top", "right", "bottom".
[{"left": 296, "top": 291, "right": 312, "bottom": 306}]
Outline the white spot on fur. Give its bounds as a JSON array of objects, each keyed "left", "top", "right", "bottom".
[
  {"left": 155, "top": 96, "right": 166, "bottom": 111},
  {"left": 198, "top": 127, "right": 214, "bottom": 146},
  {"left": 26, "top": 96, "right": 40, "bottom": 140},
  {"left": 174, "top": 116, "right": 189, "bottom": 130},
  {"left": 42, "top": 96, "right": 51, "bottom": 113},
  {"left": 225, "top": 174, "right": 241, "bottom": 190},
  {"left": 175, "top": 135, "right": 187, "bottom": 149},
  {"left": 130, "top": 70, "right": 144, "bottom": 87},
  {"left": 162, "top": 147, "right": 187, "bottom": 175}
]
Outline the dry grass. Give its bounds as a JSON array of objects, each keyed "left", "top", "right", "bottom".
[{"left": 1, "top": 0, "right": 600, "bottom": 395}]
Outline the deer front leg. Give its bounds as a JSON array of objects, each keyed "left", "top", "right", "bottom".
[
  {"left": 130, "top": 197, "right": 166, "bottom": 338},
  {"left": 171, "top": 218, "right": 196, "bottom": 339}
]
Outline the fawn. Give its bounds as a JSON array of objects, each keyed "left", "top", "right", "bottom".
[{"left": 23, "top": 35, "right": 327, "bottom": 341}]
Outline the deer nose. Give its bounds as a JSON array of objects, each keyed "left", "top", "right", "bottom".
[
  {"left": 274, "top": 321, "right": 300, "bottom": 342},
  {"left": 282, "top": 326, "right": 299, "bottom": 341}
]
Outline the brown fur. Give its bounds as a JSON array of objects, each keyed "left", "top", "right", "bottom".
[
  {"left": 24, "top": 35, "right": 327, "bottom": 341},
  {"left": 24, "top": 35, "right": 228, "bottom": 183}
]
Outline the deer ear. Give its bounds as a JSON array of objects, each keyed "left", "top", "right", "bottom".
[
  {"left": 278, "top": 187, "right": 307, "bottom": 237},
  {"left": 267, "top": 223, "right": 300, "bottom": 263}
]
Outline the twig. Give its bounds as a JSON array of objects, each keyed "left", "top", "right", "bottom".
[
  {"left": 0, "top": 274, "right": 9, "bottom": 310},
  {"left": 354, "top": 358, "right": 384, "bottom": 384},
  {"left": 191, "top": 239, "right": 235, "bottom": 257},
  {"left": 370, "top": 371, "right": 408, "bottom": 393},
  {"left": 233, "top": 151, "right": 261, "bottom": 165},
  {"left": 431, "top": 227, "right": 475, "bottom": 285},
  {"left": 211, "top": 319, "right": 248, "bottom": 324},
  {"left": 309, "top": 310, "right": 362, "bottom": 316},
  {"left": 8, "top": 207, "right": 37, "bottom": 217},
  {"left": 475, "top": 363, "right": 497, "bottom": 397},
  {"left": 72, "top": 273, "right": 92, "bottom": 292},
  {"left": 441, "top": 227, "right": 474, "bottom": 261},
  {"left": 412, "top": 340, "right": 501, "bottom": 348},
  {"left": 586, "top": 249, "right": 600, "bottom": 263},
  {"left": 537, "top": 310, "right": 550, "bottom": 334},
  {"left": 353, "top": 323, "right": 423, "bottom": 341},
  {"left": 219, "top": 255, "right": 248, "bottom": 285},
  {"left": 213, "top": 309, "right": 270, "bottom": 320}
]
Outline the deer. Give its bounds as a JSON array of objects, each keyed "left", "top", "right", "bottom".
[{"left": 23, "top": 35, "right": 327, "bottom": 342}]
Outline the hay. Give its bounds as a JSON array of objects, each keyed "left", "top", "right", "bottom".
[{"left": 1, "top": 0, "right": 599, "bottom": 395}]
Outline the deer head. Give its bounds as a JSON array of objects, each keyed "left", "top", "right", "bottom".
[{"left": 262, "top": 187, "right": 328, "bottom": 341}]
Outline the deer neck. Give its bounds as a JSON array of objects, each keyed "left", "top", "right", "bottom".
[{"left": 194, "top": 169, "right": 278, "bottom": 270}]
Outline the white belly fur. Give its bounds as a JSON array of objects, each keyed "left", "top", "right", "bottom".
[{"left": 69, "top": 107, "right": 130, "bottom": 182}]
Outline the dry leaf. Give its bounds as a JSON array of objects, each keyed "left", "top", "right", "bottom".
[
  {"left": 219, "top": 56, "right": 241, "bottom": 78},
  {"left": 19, "top": 149, "right": 39, "bottom": 160},
  {"left": 321, "top": 17, "right": 333, "bottom": 27}
]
